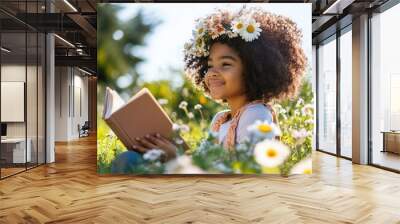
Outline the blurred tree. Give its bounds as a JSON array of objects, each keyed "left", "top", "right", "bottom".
[{"left": 97, "top": 4, "right": 160, "bottom": 100}]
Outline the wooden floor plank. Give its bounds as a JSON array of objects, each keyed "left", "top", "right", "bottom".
[{"left": 0, "top": 135, "right": 400, "bottom": 223}]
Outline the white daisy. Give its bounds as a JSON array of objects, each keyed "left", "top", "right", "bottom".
[
  {"left": 231, "top": 18, "right": 245, "bottom": 34},
  {"left": 193, "top": 20, "right": 207, "bottom": 38},
  {"left": 143, "top": 149, "right": 165, "bottom": 161},
  {"left": 254, "top": 139, "right": 290, "bottom": 168},
  {"left": 289, "top": 157, "right": 312, "bottom": 175},
  {"left": 239, "top": 18, "right": 262, "bottom": 42},
  {"left": 247, "top": 119, "right": 281, "bottom": 139}
]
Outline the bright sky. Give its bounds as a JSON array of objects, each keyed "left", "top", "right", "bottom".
[{"left": 114, "top": 3, "right": 312, "bottom": 84}]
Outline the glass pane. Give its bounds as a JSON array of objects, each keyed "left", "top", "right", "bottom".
[
  {"left": 371, "top": 4, "right": 400, "bottom": 171},
  {"left": 1, "top": 30, "right": 27, "bottom": 177},
  {"left": 340, "top": 29, "right": 352, "bottom": 158},
  {"left": 318, "top": 37, "right": 337, "bottom": 154},
  {"left": 38, "top": 32, "right": 45, "bottom": 165},
  {"left": 27, "top": 30, "right": 38, "bottom": 169}
]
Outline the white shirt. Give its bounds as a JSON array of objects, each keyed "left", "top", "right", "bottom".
[{"left": 210, "top": 103, "right": 273, "bottom": 145}]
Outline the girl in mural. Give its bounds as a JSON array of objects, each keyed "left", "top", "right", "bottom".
[{"left": 111, "top": 6, "right": 307, "bottom": 173}]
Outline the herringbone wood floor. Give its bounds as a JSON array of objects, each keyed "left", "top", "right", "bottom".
[{"left": 1, "top": 135, "right": 400, "bottom": 224}]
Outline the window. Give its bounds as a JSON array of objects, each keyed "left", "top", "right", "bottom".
[
  {"left": 370, "top": 3, "right": 400, "bottom": 171},
  {"left": 339, "top": 28, "right": 352, "bottom": 158},
  {"left": 317, "top": 36, "right": 337, "bottom": 154}
]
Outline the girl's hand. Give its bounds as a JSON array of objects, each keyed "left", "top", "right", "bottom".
[{"left": 132, "top": 133, "right": 178, "bottom": 161}]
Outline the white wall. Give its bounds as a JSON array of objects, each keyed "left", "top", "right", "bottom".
[{"left": 54, "top": 67, "right": 89, "bottom": 141}]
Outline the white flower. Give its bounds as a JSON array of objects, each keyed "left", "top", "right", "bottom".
[
  {"left": 231, "top": 18, "right": 245, "bottom": 34},
  {"left": 188, "top": 112, "right": 194, "bottom": 119},
  {"left": 179, "top": 101, "right": 188, "bottom": 109},
  {"left": 239, "top": 18, "right": 262, "bottom": 42},
  {"left": 143, "top": 149, "right": 164, "bottom": 161},
  {"left": 292, "top": 128, "right": 310, "bottom": 139},
  {"left": 165, "top": 155, "right": 205, "bottom": 174},
  {"left": 247, "top": 119, "right": 281, "bottom": 139},
  {"left": 194, "top": 104, "right": 202, "bottom": 110},
  {"left": 158, "top": 98, "right": 168, "bottom": 105},
  {"left": 291, "top": 128, "right": 310, "bottom": 144},
  {"left": 254, "top": 139, "right": 290, "bottom": 168},
  {"left": 289, "top": 157, "right": 312, "bottom": 175},
  {"left": 172, "top": 123, "right": 181, "bottom": 131},
  {"left": 193, "top": 20, "right": 207, "bottom": 38},
  {"left": 175, "top": 138, "right": 184, "bottom": 145}
]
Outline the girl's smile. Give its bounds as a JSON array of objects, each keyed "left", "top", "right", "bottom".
[{"left": 207, "top": 77, "right": 225, "bottom": 88}]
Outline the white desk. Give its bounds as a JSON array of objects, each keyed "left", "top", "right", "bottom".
[{"left": 1, "top": 138, "right": 31, "bottom": 163}]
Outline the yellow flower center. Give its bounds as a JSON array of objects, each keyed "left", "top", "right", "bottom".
[
  {"left": 196, "top": 38, "right": 203, "bottom": 47},
  {"left": 198, "top": 28, "right": 204, "bottom": 34},
  {"left": 266, "top": 148, "right": 277, "bottom": 158},
  {"left": 303, "top": 169, "right": 312, "bottom": 174},
  {"left": 236, "top": 23, "right": 243, "bottom": 29},
  {"left": 258, "top": 124, "right": 272, "bottom": 133},
  {"left": 247, "top": 25, "right": 255, "bottom": 33}
]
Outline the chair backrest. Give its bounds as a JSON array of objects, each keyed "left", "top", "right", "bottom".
[{"left": 82, "top": 121, "right": 90, "bottom": 129}]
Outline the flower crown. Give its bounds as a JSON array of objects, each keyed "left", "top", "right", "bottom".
[{"left": 184, "top": 8, "right": 262, "bottom": 58}]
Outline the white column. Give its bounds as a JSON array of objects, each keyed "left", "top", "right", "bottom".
[
  {"left": 352, "top": 14, "right": 369, "bottom": 164},
  {"left": 46, "top": 32, "right": 55, "bottom": 163}
]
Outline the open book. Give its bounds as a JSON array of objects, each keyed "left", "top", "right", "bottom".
[{"left": 103, "top": 87, "right": 186, "bottom": 152}]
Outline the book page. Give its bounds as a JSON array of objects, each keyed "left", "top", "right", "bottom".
[{"left": 103, "top": 87, "right": 125, "bottom": 119}]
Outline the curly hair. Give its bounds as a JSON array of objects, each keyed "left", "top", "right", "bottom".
[{"left": 184, "top": 7, "right": 307, "bottom": 102}]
